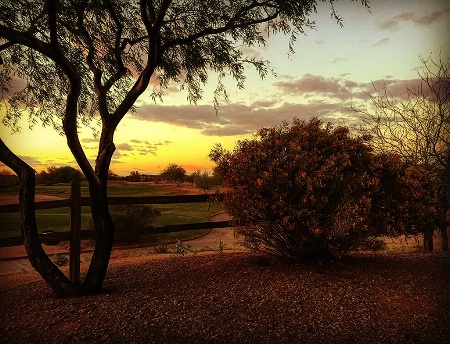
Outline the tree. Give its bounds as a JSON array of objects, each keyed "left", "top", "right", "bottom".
[
  {"left": 185, "top": 171, "right": 200, "bottom": 186},
  {"left": 0, "top": 1, "right": 370, "bottom": 296},
  {"left": 160, "top": 163, "right": 186, "bottom": 186},
  {"left": 210, "top": 118, "right": 435, "bottom": 262},
  {"left": 37, "top": 165, "right": 82, "bottom": 185},
  {"left": 108, "top": 170, "right": 119, "bottom": 180},
  {"left": 194, "top": 170, "right": 211, "bottom": 193},
  {"left": 127, "top": 170, "right": 141, "bottom": 182},
  {"left": 194, "top": 170, "right": 220, "bottom": 194},
  {"left": 354, "top": 56, "right": 450, "bottom": 251}
]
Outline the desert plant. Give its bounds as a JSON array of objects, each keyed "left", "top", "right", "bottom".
[
  {"left": 52, "top": 254, "right": 69, "bottom": 267},
  {"left": 93, "top": 205, "right": 161, "bottom": 242},
  {"left": 153, "top": 244, "right": 169, "bottom": 254},
  {"left": 175, "top": 240, "right": 190, "bottom": 256},
  {"left": 160, "top": 164, "right": 186, "bottom": 186},
  {"left": 210, "top": 118, "right": 436, "bottom": 262}
]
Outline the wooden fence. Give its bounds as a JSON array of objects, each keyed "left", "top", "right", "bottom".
[{"left": 0, "top": 181, "right": 230, "bottom": 282}]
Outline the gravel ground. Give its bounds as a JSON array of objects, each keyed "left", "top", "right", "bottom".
[{"left": 1, "top": 250, "right": 449, "bottom": 344}]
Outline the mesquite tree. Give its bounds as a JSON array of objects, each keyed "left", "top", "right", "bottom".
[
  {"left": 354, "top": 56, "right": 450, "bottom": 251},
  {"left": 0, "top": 0, "right": 370, "bottom": 296}
]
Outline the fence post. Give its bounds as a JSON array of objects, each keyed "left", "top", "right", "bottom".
[{"left": 69, "top": 180, "right": 81, "bottom": 283}]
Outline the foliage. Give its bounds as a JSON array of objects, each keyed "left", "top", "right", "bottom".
[
  {"left": 160, "top": 164, "right": 186, "bottom": 186},
  {"left": 185, "top": 171, "right": 199, "bottom": 186},
  {"left": 210, "top": 118, "right": 436, "bottom": 262},
  {"left": 127, "top": 171, "right": 142, "bottom": 182},
  {"left": 0, "top": 173, "right": 19, "bottom": 188},
  {"left": 175, "top": 240, "right": 190, "bottom": 256},
  {"left": 37, "top": 166, "right": 82, "bottom": 185},
  {"left": 194, "top": 171, "right": 220, "bottom": 194},
  {"left": 108, "top": 170, "right": 120, "bottom": 180},
  {"left": 108, "top": 205, "right": 161, "bottom": 242},
  {"left": 216, "top": 239, "right": 226, "bottom": 254},
  {"left": 153, "top": 244, "right": 169, "bottom": 254},
  {"left": 52, "top": 254, "right": 69, "bottom": 267},
  {"left": 354, "top": 55, "right": 449, "bottom": 251}
]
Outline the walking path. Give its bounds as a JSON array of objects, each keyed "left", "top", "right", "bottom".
[{"left": 0, "top": 212, "right": 240, "bottom": 276}]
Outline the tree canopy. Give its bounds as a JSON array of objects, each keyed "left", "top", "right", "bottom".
[
  {"left": 160, "top": 163, "right": 186, "bottom": 186},
  {"left": 37, "top": 165, "right": 82, "bottom": 185},
  {"left": 354, "top": 56, "right": 449, "bottom": 251}
]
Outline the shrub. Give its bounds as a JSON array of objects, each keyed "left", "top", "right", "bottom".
[
  {"left": 154, "top": 244, "right": 169, "bottom": 254},
  {"left": 175, "top": 240, "right": 190, "bottom": 256},
  {"left": 210, "top": 118, "right": 435, "bottom": 262},
  {"left": 160, "top": 164, "right": 186, "bottom": 186},
  {"left": 52, "top": 254, "right": 69, "bottom": 266},
  {"left": 97, "top": 205, "right": 161, "bottom": 242},
  {"left": 37, "top": 166, "right": 82, "bottom": 185}
]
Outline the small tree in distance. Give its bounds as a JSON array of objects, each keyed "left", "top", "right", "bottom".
[
  {"left": 37, "top": 166, "right": 82, "bottom": 185},
  {"left": 210, "top": 118, "right": 436, "bottom": 262},
  {"left": 127, "top": 171, "right": 142, "bottom": 182},
  {"left": 194, "top": 171, "right": 220, "bottom": 194},
  {"left": 161, "top": 164, "right": 186, "bottom": 186}
]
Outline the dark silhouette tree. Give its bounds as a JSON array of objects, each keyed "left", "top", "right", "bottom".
[
  {"left": 127, "top": 170, "right": 142, "bottom": 182},
  {"left": 0, "top": 0, "right": 370, "bottom": 296},
  {"left": 160, "top": 163, "right": 186, "bottom": 186},
  {"left": 354, "top": 56, "right": 450, "bottom": 251},
  {"left": 37, "top": 166, "right": 82, "bottom": 185}
]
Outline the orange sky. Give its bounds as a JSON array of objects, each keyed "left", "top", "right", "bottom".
[{"left": 1, "top": 0, "right": 449, "bottom": 175}]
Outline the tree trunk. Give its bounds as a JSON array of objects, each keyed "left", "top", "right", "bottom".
[
  {"left": 441, "top": 226, "right": 449, "bottom": 251},
  {"left": 0, "top": 140, "right": 81, "bottom": 297},
  {"left": 0, "top": 140, "right": 116, "bottom": 297},
  {"left": 81, "top": 182, "right": 115, "bottom": 294},
  {"left": 423, "top": 230, "right": 434, "bottom": 252}
]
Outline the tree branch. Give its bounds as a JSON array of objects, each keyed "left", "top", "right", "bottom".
[
  {"left": 46, "top": 0, "right": 58, "bottom": 46},
  {"left": 162, "top": 11, "right": 279, "bottom": 52}
]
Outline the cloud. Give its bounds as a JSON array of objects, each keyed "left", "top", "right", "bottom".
[
  {"left": 372, "top": 38, "right": 390, "bottom": 48},
  {"left": 18, "top": 155, "right": 43, "bottom": 167},
  {"left": 133, "top": 99, "right": 352, "bottom": 137},
  {"left": 330, "top": 58, "right": 346, "bottom": 64},
  {"left": 379, "top": 7, "right": 450, "bottom": 30},
  {"left": 131, "top": 74, "right": 430, "bottom": 137},
  {"left": 81, "top": 138, "right": 98, "bottom": 143},
  {"left": 116, "top": 143, "right": 133, "bottom": 151},
  {"left": 273, "top": 74, "right": 362, "bottom": 101}
]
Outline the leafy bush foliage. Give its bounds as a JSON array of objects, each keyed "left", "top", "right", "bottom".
[
  {"left": 194, "top": 171, "right": 221, "bottom": 194},
  {"left": 126, "top": 171, "right": 141, "bottom": 182},
  {"left": 37, "top": 166, "right": 82, "bottom": 185},
  {"left": 160, "top": 164, "right": 186, "bottom": 186},
  {"left": 175, "top": 240, "right": 190, "bottom": 256},
  {"left": 52, "top": 254, "right": 69, "bottom": 267},
  {"left": 210, "top": 118, "right": 435, "bottom": 262},
  {"left": 108, "top": 205, "right": 161, "bottom": 242}
]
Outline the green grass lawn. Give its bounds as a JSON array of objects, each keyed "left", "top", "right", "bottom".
[{"left": 0, "top": 182, "right": 224, "bottom": 239}]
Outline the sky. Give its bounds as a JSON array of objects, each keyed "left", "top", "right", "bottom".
[{"left": 1, "top": 0, "right": 449, "bottom": 176}]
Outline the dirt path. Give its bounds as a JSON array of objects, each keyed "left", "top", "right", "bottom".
[{"left": 0, "top": 212, "right": 239, "bottom": 276}]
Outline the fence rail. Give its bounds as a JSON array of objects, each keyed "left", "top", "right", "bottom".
[{"left": 0, "top": 192, "right": 229, "bottom": 248}]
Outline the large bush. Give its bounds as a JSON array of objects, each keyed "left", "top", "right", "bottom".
[
  {"left": 37, "top": 166, "right": 82, "bottom": 185},
  {"left": 210, "top": 118, "right": 435, "bottom": 262},
  {"left": 160, "top": 164, "right": 186, "bottom": 186},
  {"left": 90, "top": 205, "right": 161, "bottom": 242}
]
